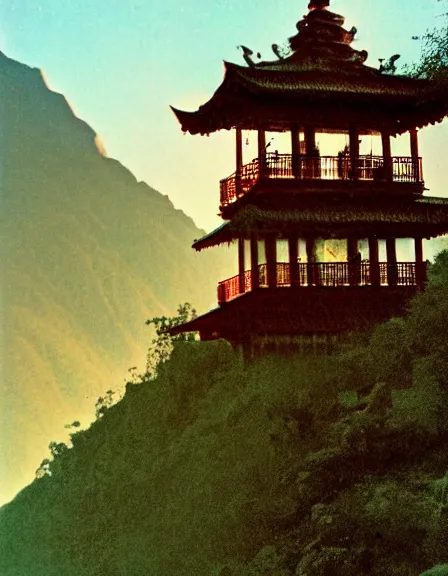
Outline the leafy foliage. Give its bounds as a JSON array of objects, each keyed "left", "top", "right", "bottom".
[
  {"left": 432, "top": 472, "right": 448, "bottom": 517},
  {"left": 64, "top": 420, "right": 81, "bottom": 429},
  {"left": 48, "top": 441, "right": 69, "bottom": 458},
  {"left": 144, "top": 302, "right": 198, "bottom": 377},
  {"left": 95, "top": 389, "right": 116, "bottom": 418},
  {"left": 406, "top": 3, "right": 448, "bottom": 83},
  {"left": 413, "top": 28, "right": 447, "bottom": 80},
  {"left": 35, "top": 458, "right": 51, "bottom": 479}
]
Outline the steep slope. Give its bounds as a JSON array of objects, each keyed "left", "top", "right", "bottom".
[
  {"left": 1, "top": 252, "right": 448, "bottom": 575},
  {"left": 0, "top": 51, "right": 233, "bottom": 504}
]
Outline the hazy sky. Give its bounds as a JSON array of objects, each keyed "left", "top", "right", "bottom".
[{"left": 1, "top": 0, "right": 446, "bottom": 231}]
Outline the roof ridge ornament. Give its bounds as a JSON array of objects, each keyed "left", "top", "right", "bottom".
[{"left": 308, "top": 0, "right": 330, "bottom": 10}]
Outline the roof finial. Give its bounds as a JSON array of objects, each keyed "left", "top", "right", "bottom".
[{"left": 308, "top": 0, "right": 330, "bottom": 10}]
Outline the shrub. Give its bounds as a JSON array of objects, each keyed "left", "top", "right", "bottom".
[{"left": 145, "top": 302, "right": 198, "bottom": 378}]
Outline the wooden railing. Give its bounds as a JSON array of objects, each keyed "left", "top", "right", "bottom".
[
  {"left": 217, "top": 261, "right": 421, "bottom": 303},
  {"left": 217, "top": 270, "right": 252, "bottom": 303},
  {"left": 220, "top": 154, "right": 423, "bottom": 206}
]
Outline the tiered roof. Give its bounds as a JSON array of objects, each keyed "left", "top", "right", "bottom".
[
  {"left": 193, "top": 197, "right": 448, "bottom": 249},
  {"left": 171, "top": 1, "right": 448, "bottom": 135}
]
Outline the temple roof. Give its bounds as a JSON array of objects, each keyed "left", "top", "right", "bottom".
[
  {"left": 193, "top": 197, "right": 448, "bottom": 249},
  {"left": 171, "top": 2, "right": 448, "bottom": 135},
  {"left": 221, "top": 62, "right": 429, "bottom": 98}
]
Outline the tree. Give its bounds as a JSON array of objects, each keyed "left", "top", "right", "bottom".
[
  {"left": 95, "top": 390, "right": 116, "bottom": 419},
  {"left": 407, "top": 1, "right": 448, "bottom": 83},
  {"left": 145, "top": 303, "right": 198, "bottom": 378}
]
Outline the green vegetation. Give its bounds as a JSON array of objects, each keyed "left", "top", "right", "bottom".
[
  {"left": 408, "top": 26, "right": 447, "bottom": 81},
  {"left": 405, "top": 1, "right": 447, "bottom": 83},
  {"left": 145, "top": 302, "right": 198, "bottom": 378},
  {"left": 0, "top": 252, "right": 448, "bottom": 575}
]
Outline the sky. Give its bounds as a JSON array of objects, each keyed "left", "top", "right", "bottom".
[{"left": 0, "top": 0, "right": 447, "bottom": 232}]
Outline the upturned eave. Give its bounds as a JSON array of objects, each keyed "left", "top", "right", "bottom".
[
  {"left": 170, "top": 71, "right": 447, "bottom": 135},
  {"left": 192, "top": 197, "right": 448, "bottom": 249}
]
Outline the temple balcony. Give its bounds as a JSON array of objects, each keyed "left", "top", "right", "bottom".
[
  {"left": 219, "top": 153, "right": 424, "bottom": 209},
  {"left": 217, "top": 261, "right": 425, "bottom": 304}
]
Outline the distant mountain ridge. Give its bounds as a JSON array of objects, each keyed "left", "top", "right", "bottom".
[{"left": 0, "top": 51, "right": 232, "bottom": 504}]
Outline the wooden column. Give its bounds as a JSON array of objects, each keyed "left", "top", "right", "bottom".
[
  {"left": 306, "top": 238, "right": 317, "bottom": 286},
  {"left": 288, "top": 235, "right": 300, "bottom": 286},
  {"left": 349, "top": 126, "right": 359, "bottom": 180},
  {"left": 304, "top": 127, "right": 316, "bottom": 154},
  {"left": 238, "top": 236, "right": 245, "bottom": 295},
  {"left": 381, "top": 131, "right": 393, "bottom": 181},
  {"left": 291, "top": 125, "right": 301, "bottom": 179},
  {"left": 236, "top": 128, "right": 243, "bottom": 196},
  {"left": 265, "top": 234, "right": 277, "bottom": 288},
  {"left": 410, "top": 128, "right": 419, "bottom": 159},
  {"left": 258, "top": 128, "right": 266, "bottom": 178},
  {"left": 347, "top": 237, "right": 359, "bottom": 286},
  {"left": 368, "top": 236, "right": 380, "bottom": 286},
  {"left": 250, "top": 234, "right": 259, "bottom": 290},
  {"left": 410, "top": 128, "right": 420, "bottom": 182},
  {"left": 304, "top": 127, "right": 317, "bottom": 178},
  {"left": 386, "top": 238, "right": 397, "bottom": 286},
  {"left": 414, "top": 236, "right": 425, "bottom": 289}
]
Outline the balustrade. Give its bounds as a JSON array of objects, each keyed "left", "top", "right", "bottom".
[
  {"left": 217, "top": 261, "right": 421, "bottom": 304},
  {"left": 220, "top": 153, "right": 423, "bottom": 206}
]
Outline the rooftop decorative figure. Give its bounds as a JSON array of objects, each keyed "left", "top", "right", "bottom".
[{"left": 308, "top": 0, "right": 330, "bottom": 9}]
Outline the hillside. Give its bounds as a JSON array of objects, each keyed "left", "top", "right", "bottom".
[
  {"left": 0, "top": 51, "right": 233, "bottom": 504},
  {"left": 0, "top": 253, "right": 448, "bottom": 576}
]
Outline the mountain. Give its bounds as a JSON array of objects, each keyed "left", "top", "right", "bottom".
[{"left": 0, "top": 51, "right": 233, "bottom": 504}]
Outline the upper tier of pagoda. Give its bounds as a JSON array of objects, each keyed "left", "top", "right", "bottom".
[{"left": 171, "top": 0, "right": 448, "bottom": 136}]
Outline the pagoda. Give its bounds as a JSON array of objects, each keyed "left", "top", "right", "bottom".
[{"left": 170, "top": 0, "right": 448, "bottom": 354}]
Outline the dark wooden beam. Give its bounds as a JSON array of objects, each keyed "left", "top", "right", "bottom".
[
  {"left": 381, "top": 131, "right": 393, "bottom": 181},
  {"left": 236, "top": 128, "right": 243, "bottom": 196},
  {"left": 304, "top": 127, "right": 318, "bottom": 179},
  {"left": 368, "top": 236, "right": 380, "bottom": 286},
  {"left": 265, "top": 235, "right": 277, "bottom": 288},
  {"left": 288, "top": 235, "right": 300, "bottom": 287},
  {"left": 386, "top": 237, "right": 397, "bottom": 286},
  {"left": 349, "top": 126, "right": 359, "bottom": 181},
  {"left": 410, "top": 128, "right": 419, "bottom": 158},
  {"left": 414, "top": 236, "right": 425, "bottom": 289},
  {"left": 410, "top": 128, "right": 420, "bottom": 182},
  {"left": 291, "top": 125, "right": 301, "bottom": 178},
  {"left": 304, "top": 127, "right": 316, "bottom": 155},
  {"left": 347, "top": 238, "right": 358, "bottom": 260},
  {"left": 258, "top": 129, "right": 266, "bottom": 177},
  {"left": 238, "top": 236, "right": 245, "bottom": 294},
  {"left": 347, "top": 237, "right": 359, "bottom": 286},
  {"left": 306, "top": 237, "right": 318, "bottom": 286},
  {"left": 250, "top": 234, "right": 259, "bottom": 290}
]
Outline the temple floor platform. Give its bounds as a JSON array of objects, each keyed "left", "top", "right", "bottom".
[{"left": 170, "top": 285, "right": 419, "bottom": 345}]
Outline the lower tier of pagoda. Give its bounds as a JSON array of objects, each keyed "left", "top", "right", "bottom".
[
  {"left": 170, "top": 285, "right": 419, "bottom": 344},
  {"left": 176, "top": 196, "right": 448, "bottom": 349}
]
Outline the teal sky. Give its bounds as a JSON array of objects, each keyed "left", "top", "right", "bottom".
[{"left": 1, "top": 0, "right": 446, "bottom": 230}]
